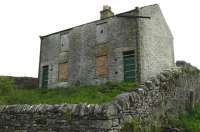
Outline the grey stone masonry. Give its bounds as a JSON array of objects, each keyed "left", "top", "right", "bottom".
[
  {"left": 38, "top": 4, "right": 174, "bottom": 88},
  {"left": 0, "top": 62, "right": 199, "bottom": 131},
  {"left": 100, "top": 5, "right": 114, "bottom": 19},
  {"left": 0, "top": 76, "right": 38, "bottom": 89},
  {"left": 139, "top": 5, "right": 175, "bottom": 82}
]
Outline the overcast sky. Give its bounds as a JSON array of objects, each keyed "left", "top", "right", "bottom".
[{"left": 0, "top": 0, "right": 199, "bottom": 77}]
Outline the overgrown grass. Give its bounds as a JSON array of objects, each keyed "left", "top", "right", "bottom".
[
  {"left": 0, "top": 79, "right": 138, "bottom": 105},
  {"left": 168, "top": 102, "right": 200, "bottom": 132}
]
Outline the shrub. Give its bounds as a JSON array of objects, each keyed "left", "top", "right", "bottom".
[
  {"left": 0, "top": 77, "right": 15, "bottom": 95},
  {"left": 167, "top": 102, "right": 200, "bottom": 132},
  {"left": 121, "top": 119, "right": 142, "bottom": 132},
  {"left": 121, "top": 119, "right": 162, "bottom": 132}
]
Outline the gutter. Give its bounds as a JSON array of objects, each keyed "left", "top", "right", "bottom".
[{"left": 116, "top": 15, "right": 151, "bottom": 19}]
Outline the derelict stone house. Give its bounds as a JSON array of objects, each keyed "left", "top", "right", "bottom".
[{"left": 38, "top": 4, "right": 174, "bottom": 88}]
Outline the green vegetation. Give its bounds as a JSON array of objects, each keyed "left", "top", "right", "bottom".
[
  {"left": 0, "top": 78, "right": 138, "bottom": 104},
  {"left": 121, "top": 119, "right": 142, "bottom": 132},
  {"left": 168, "top": 102, "right": 200, "bottom": 132},
  {"left": 121, "top": 118, "right": 161, "bottom": 132},
  {"left": 121, "top": 102, "right": 200, "bottom": 132},
  {"left": 0, "top": 77, "right": 15, "bottom": 95}
]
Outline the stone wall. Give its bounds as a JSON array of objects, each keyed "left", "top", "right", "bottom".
[
  {"left": 0, "top": 62, "right": 199, "bottom": 131},
  {"left": 0, "top": 76, "right": 38, "bottom": 89},
  {"left": 14, "top": 77, "right": 38, "bottom": 89}
]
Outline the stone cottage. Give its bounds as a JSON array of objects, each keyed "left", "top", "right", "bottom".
[{"left": 38, "top": 4, "right": 174, "bottom": 88}]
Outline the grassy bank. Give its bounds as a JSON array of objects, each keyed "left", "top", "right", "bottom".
[
  {"left": 169, "top": 102, "right": 200, "bottom": 132},
  {"left": 0, "top": 77, "right": 138, "bottom": 104}
]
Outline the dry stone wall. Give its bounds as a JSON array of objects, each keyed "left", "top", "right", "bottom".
[
  {"left": 0, "top": 61, "right": 199, "bottom": 131},
  {"left": 13, "top": 77, "right": 38, "bottom": 89},
  {"left": 0, "top": 76, "right": 38, "bottom": 89}
]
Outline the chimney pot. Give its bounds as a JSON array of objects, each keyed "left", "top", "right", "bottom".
[{"left": 100, "top": 5, "right": 114, "bottom": 19}]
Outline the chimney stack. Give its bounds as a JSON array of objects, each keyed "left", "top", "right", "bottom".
[{"left": 100, "top": 5, "right": 114, "bottom": 19}]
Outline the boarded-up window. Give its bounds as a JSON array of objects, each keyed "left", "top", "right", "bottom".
[
  {"left": 58, "top": 63, "right": 68, "bottom": 81},
  {"left": 96, "top": 55, "right": 108, "bottom": 77}
]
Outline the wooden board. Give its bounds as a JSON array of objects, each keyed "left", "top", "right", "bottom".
[
  {"left": 59, "top": 63, "right": 68, "bottom": 81},
  {"left": 96, "top": 55, "right": 108, "bottom": 77}
]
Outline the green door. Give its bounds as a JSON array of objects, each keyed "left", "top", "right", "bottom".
[
  {"left": 123, "top": 51, "right": 136, "bottom": 82},
  {"left": 42, "top": 66, "right": 48, "bottom": 88}
]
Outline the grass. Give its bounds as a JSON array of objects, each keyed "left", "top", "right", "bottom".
[
  {"left": 168, "top": 102, "right": 200, "bottom": 132},
  {"left": 120, "top": 102, "right": 200, "bottom": 132},
  {"left": 0, "top": 81, "right": 138, "bottom": 105}
]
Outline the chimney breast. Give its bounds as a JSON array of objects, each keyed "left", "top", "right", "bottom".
[{"left": 100, "top": 5, "right": 114, "bottom": 19}]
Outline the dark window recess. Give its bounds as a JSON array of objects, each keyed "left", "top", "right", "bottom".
[
  {"left": 42, "top": 66, "right": 49, "bottom": 88},
  {"left": 100, "top": 29, "right": 103, "bottom": 33},
  {"left": 123, "top": 50, "right": 136, "bottom": 82}
]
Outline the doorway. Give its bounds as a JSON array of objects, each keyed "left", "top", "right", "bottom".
[
  {"left": 42, "top": 66, "right": 49, "bottom": 88},
  {"left": 123, "top": 50, "right": 136, "bottom": 82}
]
